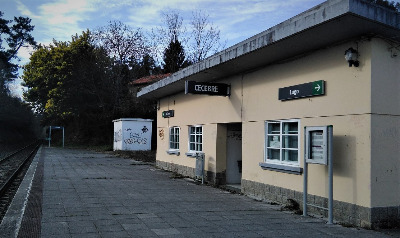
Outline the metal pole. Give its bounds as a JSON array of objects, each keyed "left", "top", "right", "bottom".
[
  {"left": 303, "top": 127, "right": 308, "bottom": 217},
  {"left": 201, "top": 154, "right": 204, "bottom": 184},
  {"left": 48, "top": 126, "right": 52, "bottom": 147},
  {"left": 327, "top": 125, "right": 333, "bottom": 224},
  {"left": 303, "top": 162, "right": 308, "bottom": 216},
  {"left": 62, "top": 127, "right": 65, "bottom": 148}
]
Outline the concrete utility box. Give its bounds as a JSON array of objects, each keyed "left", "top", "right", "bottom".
[{"left": 113, "top": 118, "right": 153, "bottom": 151}]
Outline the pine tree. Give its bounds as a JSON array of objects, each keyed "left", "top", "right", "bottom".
[{"left": 162, "top": 39, "right": 191, "bottom": 73}]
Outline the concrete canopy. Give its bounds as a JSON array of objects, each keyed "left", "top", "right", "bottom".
[{"left": 137, "top": 0, "right": 400, "bottom": 99}]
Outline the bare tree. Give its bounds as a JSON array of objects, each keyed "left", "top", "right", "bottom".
[
  {"left": 188, "top": 10, "right": 225, "bottom": 63},
  {"left": 149, "top": 11, "right": 187, "bottom": 65},
  {"left": 93, "top": 20, "right": 149, "bottom": 64}
]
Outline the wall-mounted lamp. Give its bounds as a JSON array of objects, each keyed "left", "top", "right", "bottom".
[{"left": 344, "top": 47, "right": 359, "bottom": 67}]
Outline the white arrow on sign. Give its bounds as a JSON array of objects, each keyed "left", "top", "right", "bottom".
[{"left": 315, "top": 84, "right": 321, "bottom": 91}]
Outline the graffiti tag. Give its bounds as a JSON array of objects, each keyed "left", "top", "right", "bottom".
[{"left": 114, "top": 129, "right": 122, "bottom": 142}]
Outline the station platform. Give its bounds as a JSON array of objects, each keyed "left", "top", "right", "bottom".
[{"left": 0, "top": 147, "right": 398, "bottom": 237}]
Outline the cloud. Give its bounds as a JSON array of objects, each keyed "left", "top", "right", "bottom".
[
  {"left": 119, "top": 0, "right": 325, "bottom": 46},
  {"left": 9, "top": 0, "right": 327, "bottom": 98},
  {"left": 15, "top": 0, "right": 97, "bottom": 44},
  {"left": 16, "top": 0, "right": 40, "bottom": 18}
]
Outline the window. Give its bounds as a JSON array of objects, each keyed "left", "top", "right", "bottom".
[
  {"left": 169, "top": 127, "right": 180, "bottom": 150},
  {"left": 265, "top": 120, "right": 299, "bottom": 165},
  {"left": 188, "top": 126, "right": 203, "bottom": 152}
]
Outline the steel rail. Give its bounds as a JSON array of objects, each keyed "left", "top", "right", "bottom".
[
  {"left": 0, "top": 142, "right": 40, "bottom": 198},
  {"left": 0, "top": 141, "right": 39, "bottom": 164}
]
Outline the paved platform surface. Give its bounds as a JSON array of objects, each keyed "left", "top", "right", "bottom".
[{"left": 2, "top": 147, "right": 399, "bottom": 237}]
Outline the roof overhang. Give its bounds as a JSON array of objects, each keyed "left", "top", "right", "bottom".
[{"left": 138, "top": 0, "right": 400, "bottom": 99}]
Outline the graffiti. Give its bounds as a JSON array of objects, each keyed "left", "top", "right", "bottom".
[
  {"left": 124, "top": 138, "right": 147, "bottom": 145},
  {"left": 115, "top": 125, "right": 151, "bottom": 146},
  {"left": 124, "top": 132, "right": 147, "bottom": 145},
  {"left": 114, "top": 129, "right": 122, "bottom": 142},
  {"left": 159, "top": 129, "right": 164, "bottom": 140}
]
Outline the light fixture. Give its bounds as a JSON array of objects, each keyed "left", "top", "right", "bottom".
[{"left": 344, "top": 47, "right": 359, "bottom": 67}]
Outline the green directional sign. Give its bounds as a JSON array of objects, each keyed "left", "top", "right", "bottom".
[
  {"left": 279, "top": 80, "right": 325, "bottom": 101},
  {"left": 312, "top": 80, "right": 324, "bottom": 96},
  {"left": 162, "top": 110, "right": 174, "bottom": 118}
]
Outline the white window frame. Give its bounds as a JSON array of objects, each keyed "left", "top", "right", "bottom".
[
  {"left": 168, "top": 126, "right": 180, "bottom": 154},
  {"left": 187, "top": 125, "right": 203, "bottom": 155},
  {"left": 264, "top": 119, "right": 300, "bottom": 166}
]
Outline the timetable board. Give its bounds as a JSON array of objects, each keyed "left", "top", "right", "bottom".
[{"left": 305, "top": 126, "right": 332, "bottom": 165}]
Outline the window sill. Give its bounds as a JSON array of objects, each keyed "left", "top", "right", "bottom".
[
  {"left": 167, "top": 150, "right": 180, "bottom": 155},
  {"left": 185, "top": 152, "right": 204, "bottom": 158},
  {"left": 259, "top": 162, "right": 303, "bottom": 175}
]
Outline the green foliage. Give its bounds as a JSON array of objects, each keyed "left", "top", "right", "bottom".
[
  {"left": 0, "top": 11, "right": 36, "bottom": 91},
  {"left": 131, "top": 54, "right": 162, "bottom": 79},
  {"left": 0, "top": 11, "right": 39, "bottom": 143},
  {"left": 0, "top": 92, "right": 40, "bottom": 142},
  {"left": 365, "top": 0, "right": 400, "bottom": 11},
  {"left": 23, "top": 30, "right": 156, "bottom": 145},
  {"left": 163, "top": 39, "right": 191, "bottom": 73}
]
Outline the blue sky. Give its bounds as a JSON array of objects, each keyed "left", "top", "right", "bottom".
[{"left": 0, "top": 0, "right": 375, "bottom": 96}]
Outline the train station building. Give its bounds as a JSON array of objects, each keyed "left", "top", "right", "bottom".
[{"left": 138, "top": 0, "right": 400, "bottom": 228}]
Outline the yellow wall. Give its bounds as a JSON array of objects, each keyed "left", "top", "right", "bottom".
[
  {"left": 370, "top": 38, "right": 400, "bottom": 207},
  {"left": 155, "top": 39, "right": 399, "bottom": 208},
  {"left": 156, "top": 76, "right": 243, "bottom": 173}
]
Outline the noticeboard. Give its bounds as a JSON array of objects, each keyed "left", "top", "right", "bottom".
[{"left": 305, "top": 126, "right": 332, "bottom": 165}]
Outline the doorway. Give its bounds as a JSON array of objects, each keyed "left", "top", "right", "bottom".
[{"left": 226, "top": 123, "right": 242, "bottom": 185}]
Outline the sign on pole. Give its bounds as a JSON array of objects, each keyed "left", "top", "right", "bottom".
[
  {"left": 303, "top": 125, "right": 333, "bottom": 224},
  {"left": 48, "top": 126, "right": 65, "bottom": 148}
]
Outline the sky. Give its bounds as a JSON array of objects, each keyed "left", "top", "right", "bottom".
[{"left": 2, "top": 0, "right": 386, "bottom": 97}]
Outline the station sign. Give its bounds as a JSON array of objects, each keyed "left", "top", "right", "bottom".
[
  {"left": 279, "top": 80, "right": 325, "bottom": 101},
  {"left": 162, "top": 110, "right": 174, "bottom": 118},
  {"left": 185, "top": 81, "right": 230, "bottom": 96}
]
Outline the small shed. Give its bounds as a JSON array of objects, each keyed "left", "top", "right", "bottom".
[{"left": 113, "top": 118, "right": 153, "bottom": 151}]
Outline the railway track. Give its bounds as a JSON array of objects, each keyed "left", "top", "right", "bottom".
[{"left": 0, "top": 141, "right": 41, "bottom": 222}]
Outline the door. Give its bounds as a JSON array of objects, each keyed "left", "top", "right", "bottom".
[{"left": 226, "top": 123, "right": 242, "bottom": 184}]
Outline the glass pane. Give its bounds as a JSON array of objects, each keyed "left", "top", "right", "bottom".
[
  {"left": 283, "top": 122, "right": 298, "bottom": 134},
  {"left": 196, "top": 127, "right": 202, "bottom": 134},
  {"left": 282, "top": 135, "right": 298, "bottom": 149},
  {"left": 190, "top": 127, "right": 196, "bottom": 134},
  {"left": 190, "top": 135, "right": 195, "bottom": 142},
  {"left": 267, "top": 149, "right": 280, "bottom": 160},
  {"left": 197, "top": 143, "right": 202, "bottom": 151},
  {"left": 267, "top": 135, "right": 280, "bottom": 148},
  {"left": 282, "top": 149, "right": 298, "bottom": 162},
  {"left": 196, "top": 135, "right": 202, "bottom": 143},
  {"left": 190, "top": 143, "right": 195, "bottom": 151},
  {"left": 268, "top": 123, "right": 280, "bottom": 134}
]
